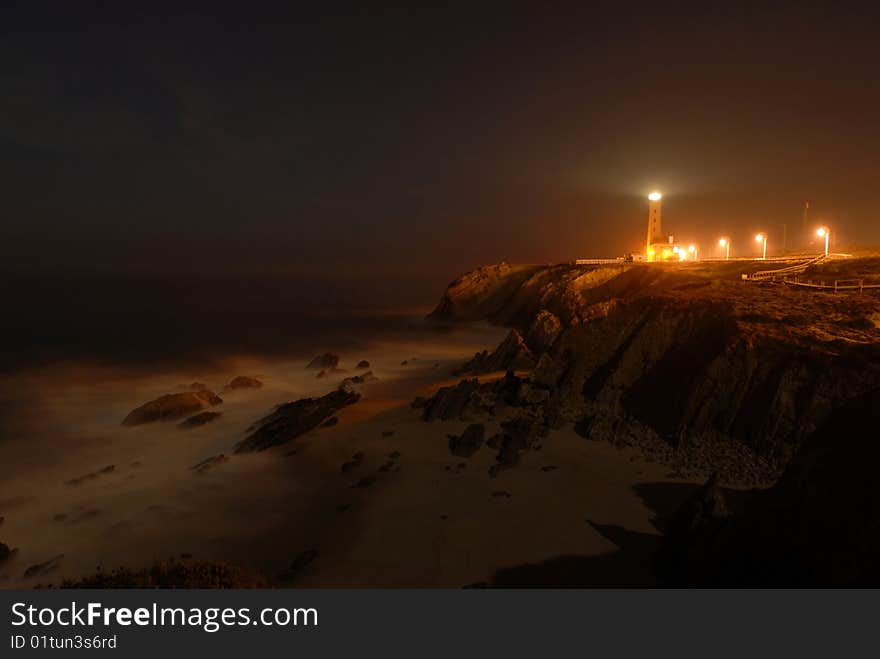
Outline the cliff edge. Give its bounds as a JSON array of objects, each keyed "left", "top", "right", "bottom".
[{"left": 428, "top": 259, "right": 880, "bottom": 482}]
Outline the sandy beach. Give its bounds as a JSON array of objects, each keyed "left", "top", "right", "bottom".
[{"left": 0, "top": 320, "right": 698, "bottom": 588}]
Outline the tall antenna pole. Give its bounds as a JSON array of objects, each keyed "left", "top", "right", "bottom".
[{"left": 802, "top": 201, "right": 809, "bottom": 247}]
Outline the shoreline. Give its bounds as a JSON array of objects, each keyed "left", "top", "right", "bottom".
[{"left": 0, "top": 319, "right": 704, "bottom": 588}]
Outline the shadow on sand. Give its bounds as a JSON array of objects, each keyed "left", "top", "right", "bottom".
[{"left": 487, "top": 480, "right": 749, "bottom": 587}]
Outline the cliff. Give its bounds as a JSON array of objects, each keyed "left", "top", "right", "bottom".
[{"left": 428, "top": 259, "right": 880, "bottom": 483}]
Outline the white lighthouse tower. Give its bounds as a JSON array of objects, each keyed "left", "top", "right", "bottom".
[{"left": 646, "top": 191, "right": 663, "bottom": 260}]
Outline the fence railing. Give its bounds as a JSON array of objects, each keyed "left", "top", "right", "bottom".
[
  {"left": 746, "top": 254, "right": 827, "bottom": 281},
  {"left": 782, "top": 277, "right": 880, "bottom": 293}
]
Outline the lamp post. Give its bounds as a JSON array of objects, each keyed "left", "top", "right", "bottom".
[
  {"left": 816, "top": 226, "right": 829, "bottom": 257},
  {"left": 719, "top": 237, "right": 730, "bottom": 260},
  {"left": 688, "top": 244, "right": 698, "bottom": 261},
  {"left": 755, "top": 233, "right": 767, "bottom": 260}
]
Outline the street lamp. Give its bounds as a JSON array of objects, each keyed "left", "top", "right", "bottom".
[
  {"left": 816, "top": 226, "right": 829, "bottom": 257},
  {"left": 719, "top": 237, "right": 730, "bottom": 260},
  {"left": 688, "top": 244, "right": 698, "bottom": 261},
  {"left": 755, "top": 233, "right": 767, "bottom": 260}
]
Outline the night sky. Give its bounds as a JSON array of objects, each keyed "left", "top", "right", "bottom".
[{"left": 3, "top": 3, "right": 880, "bottom": 278}]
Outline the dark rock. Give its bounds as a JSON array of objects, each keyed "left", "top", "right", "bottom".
[
  {"left": 341, "top": 451, "right": 365, "bottom": 474},
  {"left": 178, "top": 411, "right": 223, "bottom": 430},
  {"left": 448, "top": 424, "right": 485, "bottom": 458},
  {"left": 23, "top": 555, "right": 63, "bottom": 579},
  {"left": 411, "top": 396, "right": 428, "bottom": 409},
  {"left": 527, "top": 310, "right": 562, "bottom": 352},
  {"left": 307, "top": 353, "right": 339, "bottom": 370},
  {"left": 66, "top": 473, "right": 96, "bottom": 486},
  {"left": 427, "top": 262, "right": 543, "bottom": 322},
  {"left": 573, "top": 417, "right": 594, "bottom": 439},
  {"left": 487, "top": 415, "right": 546, "bottom": 477},
  {"left": 532, "top": 352, "right": 568, "bottom": 390},
  {"left": 123, "top": 390, "right": 222, "bottom": 426},
  {"left": 321, "top": 416, "right": 339, "bottom": 428},
  {"left": 422, "top": 379, "right": 481, "bottom": 421},
  {"left": 494, "top": 440, "right": 521, "bottom": 472},
  {"left": 653, "top": 472, "right": 733, "bottom": 584},
  {"left": 492, "top": 490, "right": 512, "bottom": 498},
  {"left": 378, "top": 460, "right": 395, "bottom": 473},
  {"left": 518, "top": 382, "right": 550, "bottom": 405},
  {"left": 186, "top": 382, "right": 208, "bottom": 391},
  {"left": 0, "top": 543, "right": 10, "bottom": 561},
  {"left": 487, "top": 434, "right": 503, "bottom": 449},
  {"left": 356, "top": 360, "right": 370, "bottom": 369},
  {"left": 341, "top": 371, "right": 378, "bottom": 387},
  {"left": 66, "top": 465, "right": 116, "bottom": 486},
  {"left": 224, "top": 376, "right": 262, "bottom": 390},
  {"left": 278, "top": 549, "right": 318, "bottom": 581},
  {"left": 455, "top": 330, "right": 537, "bottom": 375},
  {"left": 541, "top": 465, "right": 558, "bottom": 472},
  {"left": 382, "top": 430, "right": 394, "bottom": 437},
  {"left": 355, "top": 476, "right": 375, "bottom": 488},
  {"left": 191, "top": 454, "right": 230, "bottom": 474},
  {"left": 401, "top": 360, "right": 409, "bottom": 365},
  {"left": 235, "top": 389, "right": 360, "bottom": 453}
]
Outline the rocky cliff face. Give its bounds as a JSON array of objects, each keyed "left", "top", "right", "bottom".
[
  {"left": 427, "top": 263, "right": 544, "bottom": 322},
  {"left": 429, "top": 260, "right": 880, "bottom": 484},
  {"left": 655, "top": 387, "right": 880, "bottom": 585}
]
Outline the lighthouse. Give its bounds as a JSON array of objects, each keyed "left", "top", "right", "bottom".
[{"left": 646, "top": 191, "right": 663, "bottom": 259}]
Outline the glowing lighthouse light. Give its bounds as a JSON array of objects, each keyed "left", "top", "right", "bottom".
[{"left": 648, "top": 191, "right": 662, "bottom": 201}]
